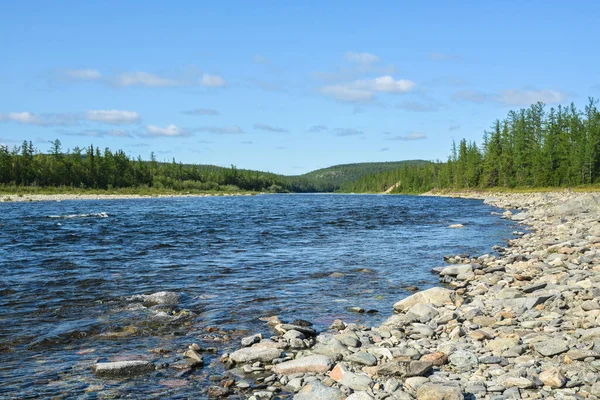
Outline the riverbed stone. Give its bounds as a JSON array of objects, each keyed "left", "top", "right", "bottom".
[
  {"left": 273, "top": 355, "right": 332, "bottom": 375},
  {"left": 92, "top": 360, "right": 154, "bottom": 377},
  {"left": 533, "top": 338, "right": 569, "bottom": 357},
  {"left": 539, "top": 367, "right": 567, "bottom": 388},
  {"left": 293, "top": 380, "right": 344, "bottom": 400},
  {"left": 230, "top": 344, "right": 283, "bottom": 364},
  {"left": 416, "top": 383, "right": 463, "bottom": 400}
]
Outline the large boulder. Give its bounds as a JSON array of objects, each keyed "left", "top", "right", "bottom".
[
  {"left": 394, "top": 287, "right": 454, "bottom": 312},
  {"left": 554, "top": 194, "right": 600, "bottom": 216}
]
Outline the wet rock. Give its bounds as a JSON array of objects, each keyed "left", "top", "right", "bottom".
[
  {"left": 229, "top": 343, "right": 283, "bottom": 364},
  {"left": 439, "top": 264, "right": 473, "bottom": 276},
  {"left": 273, "top": 355, "right": 332, "bottom": 375},
  {"left": 448, "top": 224, "right": 464, "bottom": 228},
  {"left": 92, "top": 360, "right": 154, "bottom": 377},
  {"left": 293, "top": 380, "right": 344, "bottom": 400},
  {"left": 207, "top": 385, "right": 229, "bottom": 398},
  {"left": 241, "top": 334, "right": 262, "bottom": 347},
  {"left": 416, "top": 383, "right": 463, "bottom": 400},
  {"left": 130, "top": 291, "right": 181, "bottom": 306}
]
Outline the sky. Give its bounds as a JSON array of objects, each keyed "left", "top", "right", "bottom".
[{"left": 1, "top": 1, "right": 599, "bottom": 175}]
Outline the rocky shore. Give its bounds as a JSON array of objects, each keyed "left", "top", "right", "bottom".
[
  {"left": 89, "top": 192, "right": 600, "bottom": 399},
  {"left": 0, "top": 192, "right": 253, "bottom": 202}
]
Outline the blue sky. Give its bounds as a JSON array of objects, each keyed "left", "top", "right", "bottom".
[{"left": 1, "top": 1, "right": 599, "bottom": 175}]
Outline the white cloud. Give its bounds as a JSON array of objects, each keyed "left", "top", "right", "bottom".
[
  {"left": 345, "top": 52, "right": 380, "bottom": 65},
  {"left": 320, "top": 75, "right": 415, "bottom": 102},
  {"left": 146, "top": 124, "right": 187, "bottom": 137},
  {"left": 358, "top": 76, "right": 415, "bottom": 93},
  {"left": 0, "top": 112, "right": 78, "bottom": 126},
  {"left": 200, "top": 73, "right": 226, "bottom": 87},
  {"left": 86, "top": 110, "right": 140, "bottom": 124},
  {"left": 387, "top": 133, "right": 427, "bottom": 141},
  {"left": 65, "top": 129, "right": 134, "bottom": 138},
  {"left": 195, "top": 126, "right": 244, "bottom": 134},
  {"left": 253, "top": 123, "right": 289, "bottom": 133},
  {"left": 114, "top": 72, "right": 184, "bottom": 87},
  {"left": 494, "top": 89, "right": 566, "bottom": 106},
  {"left": 62, "top": 68, "right": 102, "bottom": 80}
]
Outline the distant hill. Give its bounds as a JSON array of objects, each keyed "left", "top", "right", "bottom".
[{"left": 284, "top": 161, "right": 429, "bottom": 192}]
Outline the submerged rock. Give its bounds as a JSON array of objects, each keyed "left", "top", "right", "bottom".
[{"left": 92, "top": 360, "right": 154, "bottom": 377}]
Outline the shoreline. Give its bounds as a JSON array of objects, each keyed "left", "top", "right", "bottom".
[
  {"left": 200, "top": 191, "right": 600, "bottom": 399},
  {"left": 0, "top": 192, "right": 257, "bottom": 202}
]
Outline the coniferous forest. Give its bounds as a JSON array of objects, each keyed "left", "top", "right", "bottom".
[
  {"left": 340, "top": 99, "right": 600, "bottom": 193},
  {"left": 2, "top": 99, "right": 600, "bottom": 194}
]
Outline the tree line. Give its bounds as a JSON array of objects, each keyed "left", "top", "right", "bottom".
[
  {"left": 0, "top": 140, "right": 293, "bottom": 192},
  {"left": 340, "top": 98, "right": 600, "bottom": 193}
]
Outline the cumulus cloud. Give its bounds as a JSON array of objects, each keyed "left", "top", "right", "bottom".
[
  {"left": 387, "top": 133, "right": 427, "bottom": 141},
  {"left": 253, "top": 123, "right": 289, "bottom": 133},
  {"left": 0, "top": 112, "right": 78, "bottom": 126},
  {"left": 183, "top": 108, "right": 220, "bottom": 116},
  {"left": 62, "top": 68, "right": 102, "bottom": 80},
  {"left": 86, "top": 110, "right": 140, "bottom": 124},
  {"left": 200, "top": 73, "right": 226, "bottom": 87},
  {"left": 333, "top": 128, "right": 364, "bottom": 137},
  {"left": 321, "top": 75, "right": 415, "bottom": 102},
  {"left": 146, "top": 124, "right": 188, "bottom": 137},
  {"left": 345, "top": 51, "right": 380, "bottom": 65},
  {"left": 195, "top": 126, "right": 244, "bottom": 134}
]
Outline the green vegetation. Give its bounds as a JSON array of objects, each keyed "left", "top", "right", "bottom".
[
  {"left": 341, "top": 99, "right": 600, "bottom": 194},
  {"left": 0, "top": 140, "right": 425, "bottom": 194}
]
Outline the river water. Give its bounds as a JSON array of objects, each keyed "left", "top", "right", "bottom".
[{"left": 0, "top": 194, "right": 515, "bottom": 398}]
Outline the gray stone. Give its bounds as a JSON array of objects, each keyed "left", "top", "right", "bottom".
[
  {"left": 345, "top": 351, "right": 378, "bottom": 366},
  {"left": 293, "top": 381, "right": 344, "bottom": 400},
  {"left": 230, "top": 344, "right": 283, "bottom": 364},
  {"left": 273, "top": 355, "right": 332, "bottom": 375},
  {"left": 501, "top": 377, "right": 534, "bottom": 389},
  {"left": 533, "top": 339, "right": 569, "bottom": 357},
  {"left": 241, "top": 334, "right": 262, "bottom": 347},
  {"left": 448, "top": 350, "right": 478, "bottom": 371},
  {"left": 346, "top": 392, "right": 374, "bottom": 400},
  {"left": 340, "top": 371, "right": 373, "bottom": 391},
  {"left": 312, "top": 338, "right": 347, "bottom": 358},
  {"left": 92, "top": 360, "right": 154, "bottom": 377},
  {"left": 130, "top": 291, "right": 180, "bottom": 306},
  {"left": 407, "top": 303, "right": 439, "bottom": 323},
  {"left": 416, "top": 383, "right": 463, "bottom": 400},
  {"left": 581, "top": 300, "right": 600, "bottom": 311},
  {"left": 439, "top": 264, "right": 473, "bottom": 276},
  {"left": 393, "top": 287, "right": 455, "bottom": 312}
]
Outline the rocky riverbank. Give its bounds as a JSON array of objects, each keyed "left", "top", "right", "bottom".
[
  {"left": 0, "top": 192, "right": 254, "bottom": 202},
  {"left": 87, "top": 192, "right": 600, "bottom": 399}
]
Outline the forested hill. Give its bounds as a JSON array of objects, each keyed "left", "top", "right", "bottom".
[
  {"left": 341, "top": 98, "right": 600, "bottom": 193},
  {"left": 0, "top": 141, "right": 425, "bottom": 193},
  {"left": 284, "top": 161, "right": 428, "bottom": 192}
]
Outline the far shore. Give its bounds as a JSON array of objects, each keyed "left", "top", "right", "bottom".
[{"left": 0, "top": 192, "right": 257, "bottom": 203}]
